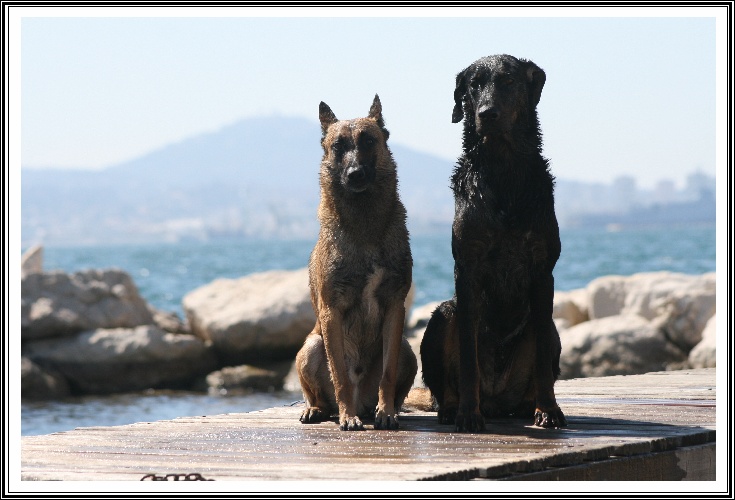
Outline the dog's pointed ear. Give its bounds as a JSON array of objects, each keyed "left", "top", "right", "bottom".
[
  {"left": 369, "top": 94, "right": 390, "bottom": 140},
  {"left": 319, "top": 101, "right": 338, "bottom": 136},
  {"left": 452, "top": 70, "right": 468, "bottom": 123},
  {"left": 368, "top": 94, "right": 385, "bottom": 127},
  {"left": 524, "top": 61, "right": 546, "bottom": 108}
]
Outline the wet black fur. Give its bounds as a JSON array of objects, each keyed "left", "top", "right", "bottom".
[{"left": 420, "top": 54, "right": 566, "bottom": 432}]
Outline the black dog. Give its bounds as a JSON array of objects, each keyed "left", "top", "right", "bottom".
[{"left": 420, "top": 54, "right": 566, "bottom": 432}]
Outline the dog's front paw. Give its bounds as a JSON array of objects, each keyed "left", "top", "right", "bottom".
[
  {"left": 455, "top": 411, "right": 485, "bottom": 433},
  {"left": 300, "top": 407, "right": 329, "bottom": 424},
  {"left": 339, "top": 416, "right": 365, "bottom": 431},
  {"left": 438, "top": 406, "right": 457, "bottom": 425},
  {"left": 374, "top": 409, "right": 399, "bottom": 430},
  {"left": 534, "top": 406, "right": 567, "bottom": 428}
]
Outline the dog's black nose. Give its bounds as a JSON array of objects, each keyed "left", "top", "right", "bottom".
[
  {"left": 347, "top": 167, "right": 366, "bottom": 182},
  {"left": 478, "top": 106, "right": 500, "bottom": 121}
]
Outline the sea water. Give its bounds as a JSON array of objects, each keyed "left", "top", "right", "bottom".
[{"left": 20, "top": 225, "right": 716, "bottom": 435}]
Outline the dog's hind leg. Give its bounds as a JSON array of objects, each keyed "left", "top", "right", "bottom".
[
  {"left": 421, "top": 300, "right": 458, "bottom": 424},
  {"left": 296, "top": 331, "right": 336, "bottom": 423},
  {"left": 529, "top": 274, "right": 567, "bottom": 428}
]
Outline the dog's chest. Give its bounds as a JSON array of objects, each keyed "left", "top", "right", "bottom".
[
  {"left": 360, "top": 266, "right": 385, "bottom": 324},
  {"left": 314, "top": 237, "right": 409, "bottom": 363},
  {"left": 492, "top": 228, "right": 547, "bottom": 266},
  {"left": 342, "top": 266, "right": 385, "bottom": 364},
  {"left": 457, "top": 221, "right": 547, "bottom": 269}
]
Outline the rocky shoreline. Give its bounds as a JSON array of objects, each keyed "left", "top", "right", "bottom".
[{"left": 20, "top": 245, "right": 716, "bottom": 401}]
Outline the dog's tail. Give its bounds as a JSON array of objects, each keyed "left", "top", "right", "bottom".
[{"left": 402, "top": 387, "right": 435, "bottom": 412}]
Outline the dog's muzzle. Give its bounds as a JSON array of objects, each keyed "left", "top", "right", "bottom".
[
  {"left": 343, "top": 164, "right": 374, "bottom": 193},
  {"left": 475, "top": 104, "right": 501, "bottom": 137}
]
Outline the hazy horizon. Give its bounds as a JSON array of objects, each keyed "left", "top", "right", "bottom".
[
  {"left": 20, "top": 112, "right": 714, "bottom": 193},
  {"left": 14, "top": 6, "right": 724, "bottom": 190}
]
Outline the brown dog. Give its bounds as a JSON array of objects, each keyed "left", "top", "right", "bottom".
[
  {"left": 420, "top": 54, "right": 566, "bottom": 432},
  {"left": 295, "top": 95, "right": 417, "bottom": 431}
]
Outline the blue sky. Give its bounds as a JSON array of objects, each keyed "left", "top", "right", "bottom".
[{"left": 16, "top": 6, "right": 723, "bottom": 188}]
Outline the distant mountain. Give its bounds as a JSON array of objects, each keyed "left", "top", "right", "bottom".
[
  {"left": 21, "top": 116, "right": 716, "bottom": 247},
  {"left": 21, "top": 116, "right": 456, "bottom": 246}
]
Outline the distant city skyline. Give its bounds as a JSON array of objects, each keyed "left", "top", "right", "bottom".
[{"left": 12, "top": 6, "right": 724, "bottom": 189}]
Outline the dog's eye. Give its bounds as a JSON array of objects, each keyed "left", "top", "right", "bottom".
[
  {"left": 359, "top": 135, "right": 376, "bottom": 148},
  {"left": 332, "top": 141, "right": 346, "bottom": 154}
]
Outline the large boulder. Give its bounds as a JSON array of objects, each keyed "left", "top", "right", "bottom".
[
  {"left": 403, "top": 281, "right": 416, "bottom": 326},
  {"left": 688, "top": 314, "right": 716, "bottom": 368},
  {"left": 405, "top": 301, "right": 442, "bottom": 389},
  {"left": 282, "top": 360, "right": 302, "bottom": 393},
  {"left": 21, "top": 244, "right": 43, "bottom": 278},
  {"left": 21, "top": 357, "right": 70, "bottom": 400},
  {"left": 586, "top": 272, "right": 715, "bottom": 350},
  {"left": 553, "top": 289, "right": 589, "bottom": 330},
  {"left": 206, "top": 361, "right": 293, "bottom": 394},
  {"left": 21, "top": 269, "right": 154, "bottom": 340},
  {"left": 586, "top": 274, "right": 629, "bottom": 320},
  {"left": 22, "top": 325, "right": 217, "bottom": 394},
  {"left": 559, "top": 315, "right": 687, "bottom": 379},
  {"left": 406, "top": 300, "right": 443, "bottom": 331},
  {"left": 648, "top": 274, "right": 716, "bottom": 351},
  {"left": 147, "top": 305, "right": 189, "bottom": 334},
  {"left": 183, "top": 268, "right": 315, "bottom": 364}
]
